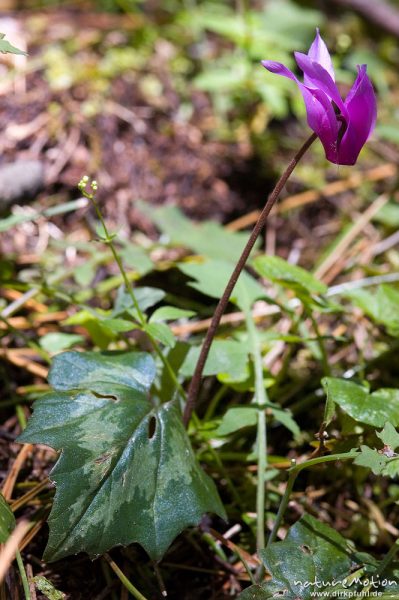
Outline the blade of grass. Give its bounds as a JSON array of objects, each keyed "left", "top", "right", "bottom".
[{"left": 104, "top": 554, "right": 148, "bottom": 600}]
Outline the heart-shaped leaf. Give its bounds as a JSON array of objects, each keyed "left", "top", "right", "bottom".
[
  {"left": 137, "top": 203, "right": 258, "bottom": 263},
  {"left": 238, "top": 514, "right": 354, "bottom": 599},
  {"left": 180, "top": 339, "right": 249, "bottom": 381},
  {"left": 322, "top": 378, "right": 399, "bottom": 427},
  {"left": 178, "top": 258, "right": 266, "bottom": 310},
  {"left": 18, "top": 351, "right": 225, "bottom": 562}
]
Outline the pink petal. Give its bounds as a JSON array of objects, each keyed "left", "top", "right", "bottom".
[
  {"left": 307, "top": 29, "right": 335, "bottom": 83},
  {"left": 261, "top": 60, "right": 340, "bottom": 162},
  {"left": 294, "top": 52, "right": 347, "bottom": 118},
  {"left": 301, "top": 87, "right": 340, "bottom": 163},
  {"left": 261, "top": 60, "right": 299, "bottom": 84},
  {"left": 337, "top": 65, "right": 377, "bottom": 165}
]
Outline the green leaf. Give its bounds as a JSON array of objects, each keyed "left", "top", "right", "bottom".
[
  {"left": 39, "top": 332, "right": 85, "bottom": 353},
  {"left": 375, "top": 124, "right": 399, "bottom": 146},
  {"left": 158, "top": 342, "right": 190, "bottom": 404},
  {"left": 237, "top": 585, "right": 272, "bottom": 599},
  {"left": 119, "top": 244, "right": 154, "bottom": 276},
  {"left": 0, "top": 493, "right": 15, "bottom": 543},
  {"left": 322, "top": 378, "right": 399, "bottom": 427},
  {"left": 181, "top": 340, "right": 249, "bottom": 382},
  {"left": 270, "top": 406, "right": 301, "bottom": 440},
  {"left": 150, "top": 306, "right": 195, "bottom": 322},
  {"left": 257, "top": 0, "right": 322, "bottom": 47},
  {"left": 323, "top": 387, "right": 336, "bottom": 428},
  {"left": 238, "top": 514, "right": 353, "bottom": 600},
  {"left": 253, "top": 255, "right": 327, "bottom": 296},
  {"left": 32, "top": 576, "right": 65, "bottom": 600},
  {"left": 65, "top": 310, "right": 139, "bottom": 346},
  {"left": 195, "top": 65, "right": 247, "bottom": 92},
  {"left": 214, "top": 389, "right": 299, "bottom": 438},
  {"left": 216, "top": 407, "right": 257, "bottom": 436},
  {"left": 47, "top": 350, "right": 155, "bottom": 396},
  {"left": 354, "top": 446, "right": 389, "bottom": 475},
  {"left": 179, "top": 258, "right": 266, "bottom": 310},
  {"left": 144, "top": 322, "right": 176, "bottom": 347},
  {"left": 354, "top": 425, "right": 399, "bottom": 478},
  {"left": 182, "top": 1, "right": 321, "bottom": 56},
  {"left": 101, "top": 318, "right": 138, "bottom": 333},
  {"left": 65, "top": 309, "right": 116, "bottom": 349},
  {"left": 113, "top": 286, "right": 165, "bottom": 317},
  {"left": 0, "top": 197, "right": 90, "bottom": 231},
  {"left": 18, "top": 351, "right": 225, "bottom": 562},
  {"left": 377, "top": 423, "right": 399, "bottom": 451},
  {"left": 73, "top": 261, "right": 97, "bottom": 287},
  {"left": 346, "top": 285, "right": 399, "bottom": 337},
  {"left": 373, "top": 202, "right": 399, "bottom": 228},
  {"left": 190, "top": 9, "right": 248, "bottom": 47},
  {"left": 137, "top": 204, "right": 258, "bottom": 263},
  {"left": 382, "top": 457, "right": 399, "bottom": 479},
  {"left": 0, "top": 33, "right": 27, "bottom": 56}
]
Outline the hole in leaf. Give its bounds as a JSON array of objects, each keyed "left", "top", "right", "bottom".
[
  {"left": 148, "top": 416, "right": 157, "bottom": 439},
  {"left": 92, "top": 391, "right": 117, "bottom": 401},
  {"left": 300, "top": 544, "right": 312, "bottom": 555}
]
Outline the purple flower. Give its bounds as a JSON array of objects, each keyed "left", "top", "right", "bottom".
[{"left": 261, "top": 29, "right": 377, "bottom": 165}]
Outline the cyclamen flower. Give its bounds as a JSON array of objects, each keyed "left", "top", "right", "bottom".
[{"left": 262, "top": 29, "right": 377, "bottom": 165}]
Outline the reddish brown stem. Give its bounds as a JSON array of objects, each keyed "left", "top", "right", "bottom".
[{"left": 183, "top": 132, "right": 317, "bottom": 427}]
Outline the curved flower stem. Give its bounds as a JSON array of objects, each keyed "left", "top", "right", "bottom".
[
  {"left": 267, "top": 450, "right": 358, "bottom": 547},
  {"left": 183, "top": 132, "right": 317, "bottom": 427}
]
